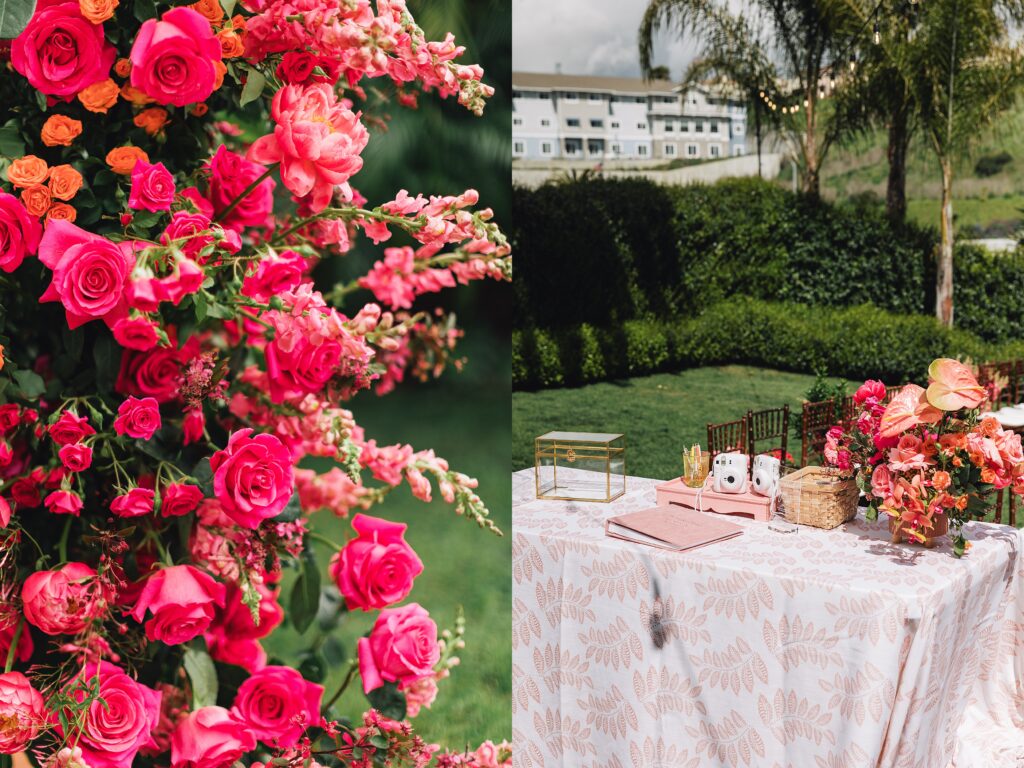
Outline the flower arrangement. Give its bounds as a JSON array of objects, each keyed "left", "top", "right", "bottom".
[
  {"left": 825, "top": 359, "right": 1024, "bottom": 556},
  {"left": 0, "top": 0, "right": 511, "bottom": 765}
]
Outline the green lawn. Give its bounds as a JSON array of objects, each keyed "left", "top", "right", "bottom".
[
  {"left": 906, "top": 195, "right": 1024, "bottom": 235},
  {"left": 512, "top": 366, "right": 836, "bottom": 480},
  {"left": 263, "top": 376, "right": 511, "bottom": 749}
]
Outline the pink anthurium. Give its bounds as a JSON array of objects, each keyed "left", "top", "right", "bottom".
[
  {"left": 925, "top": 358, "right": 986, "bottom": 412},
  {"left": 880, "top": 384, "right": 942, "bottom": 438}
]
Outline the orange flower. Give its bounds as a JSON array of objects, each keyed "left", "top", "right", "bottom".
[
  {"left": 978, "top": 416, "right": 1000, "bottom": 438},
  {"left": 41, "top": 115, "right": 83, "bottom": 147},
  {"left": 955, "top": 494, "right": 969, "bottom": 511},
  {"left": 190, "top": 0, "right": 224, "bottom": 23},
  {"left": 932, "top": 470, "right": 951, "bottom": 491},
  {"left": 213, "top": 60, "right": 227, "bottom": 91},
  {"left": 121, "top": 83, "right": 153, "bottom": 107},
  {"left": 79, "top": 0, "right": 118, "bottom": 23},
  {"left": 133, "top": 107, "right": 168, "bottom": 136},
  {"left": 230, "top": 13, "right": 246, "bottom": 30},
  {"left": 7, "top": 156, "right": 49, "bottom": 188},
  {"left": 217, "top": 28, "right": 244, "bottom": 58},
  {"left": 45, "top": 203, "right": 77, "bottom": 223},
  {"left": 190, "top": 103, "right": 209, "bottom": 117},
  {"left": 105, "top": 146, "right": 150, "bottom": 175},
  {"left": 981, "top": 467, "right": 996, "bottom": 484},
  {"left": 21, "top": 185, "right": 51, "bottom": 217},
  {"left": 0, "top": 344, "right": 5, "bottom": 371},
  {"left": 114, "top": 58, "right": 132, "bottom": 78},
  {"left": 48, "top": 165, "right": 84, "bottom": 201},
  {"left": 78, "top": 79, "right": 120, "bottom": 113}
]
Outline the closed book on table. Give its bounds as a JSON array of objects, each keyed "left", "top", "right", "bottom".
[{"left": 605, "top": 504, "right": 743, "bottom": 552}]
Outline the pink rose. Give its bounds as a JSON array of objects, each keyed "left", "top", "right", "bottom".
[
  {"left": 116, "top": 338, "right": 198, "bottom": 403},
  {"left": 0, "top": 192, "right": 42, "bottom": 273},
  {"left": 0, "top": 496, "right": 10, "bottom": 528},
  {"left": 210, "top": 428, "right": 294, "bottom": 528},
  {"left": 329, "top": 513, "right": 423, "bottom": 611},
  {"left": 48, "top": 410, "right": 95, "bottom": 445},
  {"left": 870, "top": 464, "right": 893, "bottom": 500},
  {"left": 0, "top": 672, "right": 46, "bottom": 753},
  {"left": 162, "top": 211, "right": 213, "bottom": 257},
  {"left": 0, "top": 619, "right": 33, "bottom": 664},
  {"left": 264, "top": 333, "right": 342, "bottom": 403},
  {"left": 248, "top": 83, "right": 369, "bottom": 212},
  {"left": 11, "top": 1, "right": 116, "bottom": 98},
  {"left": 128, "top": 160, "right": 176, "bottom": 212},
  {"left": 58, "top": 443, "right": 93, "bottom": 471},
  {"left": 129, "top": 7, "right": 222, "bottom": 107},
  {"left": 22, "top": 562, "right": 101, "bottom": 635},
  {"left": 183, "top": 408, "right": 205, "bottom": 445},
  {"left": 357, "top": 602, "right": 440, "bottom": 694},
  {"left": 113, "top": 396, "right": 162, "bottom": 439},
  {"left": 111, "top": 487, "right": 155, "bottom": 517},
  {"left": 854, "top": 379, "right": 886, "bottom": 405},
  {"left": 130, "top": 564, "right": 225, "bottom": 645},
  {"left": 160, "top": 483, "right": 204, "bottom": 517},
  {"left": 44, "top": 489, "right": 82, "bottom": 516},
  {"left": 55, "top": 662, "right": 162, "bottom": 768},
  {"left": 170, "top": 706, "right": 256, "bottom": 768},
  {"left": 39, "top": 220, "right": 136, "bottom": 330},
  {"left": 206, "top": 636, "right": 267, "bottom": 674},
  {"left": 230, "top": 666, "right": 323, "bottom": 747},
  {"left": 206, "top": 145, "right": 275, "bottom": 232},
  {"left": 241, "top": 249, "right": 304, "bottom": 301},
  {"left": 112, "top": 316, "right": 161, "bottom": 351}
]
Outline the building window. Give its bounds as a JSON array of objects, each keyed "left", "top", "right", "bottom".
[
  {"left": 637, "top": 122, "right": 647, "bottom": 130},
  {"left": 540, "top": 118, "right": 551, "bottom": 127},
  {"left": 695, "top": 120, "right": 704, "bottom": 133},
  {"left": 566, "top": 118, "right": 580, "bottom": 127},
  {"left": 610, "top": 121, "right": 620, "bottom": 129},
  {"left": 541, "top": 142, "right": 553, "bottom": 155},
  {"left": 589, "top": 93, "right": 602, "bottom": 102},
  {"left": 687, "top": 144, "right": 699, "bottom": 157},
  {"left": 710, "top": 121, "right": 719, "bottom": 133},
  {"left": 513, "top": 117, "right": 522, "bottom": 126},
  {"left": 710, "top": 144, "right": 721, "bottom": 158},
  {"left": 564, "top": 92, "right": 578, "bottom": 101},
  {"left": 612, "top": 143, "right": 622, "bottom": 154},
  {"left": 664, "top": 144, "right": 677, "bottom": 157},
  {"left": 513, "top": 141, "right": 525, "bottom": 155},
  {"left": 590, "top": 118, "right": 603, "bottom": 128},
  {"left": 733, "top": 145, "right": 745, "bottom": 157},
  {"left": 538, "top": 93, "right": 551, "bottom": 100},
  {"left": 665, "top": 122, "right": 674, "bottom": 132},
  {"left": 638, "top": 145, "right": 648, "bottom": 156}
]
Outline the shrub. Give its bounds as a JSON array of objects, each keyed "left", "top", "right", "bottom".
[{"left": 974, "top": 151, "right": 1013, "bottom": 177}]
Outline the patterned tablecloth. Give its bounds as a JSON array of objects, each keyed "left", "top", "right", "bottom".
[{"left": 511, "top": 469, "right": 1024, "bottom": 768}]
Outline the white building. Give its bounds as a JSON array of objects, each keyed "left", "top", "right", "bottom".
[{"left": 512, "top": 72, "right": 747, "bottom": 162}]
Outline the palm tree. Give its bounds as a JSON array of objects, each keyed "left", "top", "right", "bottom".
[{"left": 639, "top": 0, "right": 855, "bottom": 196}]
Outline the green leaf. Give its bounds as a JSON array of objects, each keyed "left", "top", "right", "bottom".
[
  {"left": 194, "top": 291, "right": 208, "bottom": 324},
  {"left": 13, "top": 369, "right": 45, "bottom": 399},
  {"left": 0, "top": 120, "right": 25, "bottom": 159},
  {"left": 132, "top": 0, "right": 155, "bottom": 22},
  {"left": 183, "top": 646, "right": 218, "bottom": 708},
  {"left": 0, "top": 0, "right": 36, "bottom": 40},
  {"left": 239, "top": 69, "right": 267, "bottom": 107},
  {"left": 366, "top": 681, "right": 407, "bottom": 721},
  {"left": 289, "top": 555, "right": 321, "bottom": 634},
  {"left": 219, "top": 0, "right": 236, "bottom": 17},
  {"left": 272, "top": 491, "right": 301, "bottom": 523},
  {"left": 191, "top": 457, "right": 214, "bottom": 496}
]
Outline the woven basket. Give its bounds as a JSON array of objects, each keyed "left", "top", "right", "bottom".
[{"left": 779, "top": 466, "right": 859, "bottom": 529}]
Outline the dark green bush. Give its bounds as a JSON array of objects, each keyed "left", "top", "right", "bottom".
[{"left": 974, "top": 152, "right": 1012, "bottom": 177}]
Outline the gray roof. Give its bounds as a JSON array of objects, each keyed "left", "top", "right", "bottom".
[{"left": 512, "top": 71, "right": 679, "bottom": 94}]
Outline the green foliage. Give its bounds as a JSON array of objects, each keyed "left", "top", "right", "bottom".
[
  {"left": 511, "top": 176, "right": 1024, "bottom": 343},
  {"left": 974, "top": 151, "right": 1013, "bottom": 177},
  {"left": 0, "top": 0, "right": 36, "bottom": 38}
]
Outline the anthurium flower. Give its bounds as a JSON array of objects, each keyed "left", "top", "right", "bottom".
[
  {"left": 879, "top": 384, "right": 942, "bottom": 438},
  {"left": 925, "top": 358, "right": 986, "bottom": 411}
]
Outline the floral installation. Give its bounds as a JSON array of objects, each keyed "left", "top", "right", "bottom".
[
  {"left": 0, "top": 0, "right": 511, "bottom": 765},
  {"left": 825, "top": 358, "right": 1024, "bottom": 556}
]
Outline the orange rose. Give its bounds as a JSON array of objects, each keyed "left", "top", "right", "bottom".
[
  {"left": 105, "top": 146, "right": 150, "bottom": 175},
  {"left": 48, "top": 165, "right": 84, "bottom": 201},
  {"left": 41, "top": 115, "right": 83, "bottom": 147},
  {"left": 217, "top": 29, "right": 244, "bottom": 59},
  {"left": 190, "top": 103, "right": 209, "bottom": 117},
  {"left": 7, "top": 156, "right": 49, "bottom": 188},
  {"left": 115, "top": 58, "right": 132, "bottom": 78},
  {"left": 133, "top": 107, "right": 168, "bottom": 136},
  {"left": 213, "top": 60, "right": 227, "bottom": 91},
  {"left": 78, "top": 79, "right": 120, "bottom": 113},
  {"left": 120, "top": 83, "right": 153, "bottom": 107},
  {"left": 21, "top": 185, "right": 51, "bottom": 217},
  {"left": 190, "top": 0, "right": 224, "bottom": 23},
  {"left": 79, "top": 0, "right": 118, "bottom": 23},
  {"left": 932, "top": 470, "right": 951, "bottom": 491},
  {"left": 45, "top": 203, "right": 77, "bottom": 223},
  {"left": 230, "top": 13, "right": 246, "bottom": 30},
  {"left": 0, "top": 344, "right": 5, "bottom": 371},
  {"left": 981, "top": 467, "right": 996, "bottom": 484},
  {"left": 955, "top": 494, "right": 969, "bottom": 511}
]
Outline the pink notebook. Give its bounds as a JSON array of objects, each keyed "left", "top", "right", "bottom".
[{"left": 605, "top": 504, "right": 743, "bottom": 552}]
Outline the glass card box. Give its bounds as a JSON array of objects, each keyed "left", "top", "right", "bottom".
[{"left": 534, "top": 431, "right": 626, "bottom": 502}]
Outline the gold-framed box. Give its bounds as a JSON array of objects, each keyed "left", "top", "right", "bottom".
[{"left": 534, "top": 431, "right": 626, "bottom": 502}]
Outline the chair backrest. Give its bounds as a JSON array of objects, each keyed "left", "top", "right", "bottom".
[
  {"left": 990, "top": 488, "right": 1018, "bottom": 526},
  {"left": 1011, "top": 360, "right": 1024, "bottom": 405},
  {"left": 707, "top": 418, "right": 747, "bottom": 461},
  {"left": 883, "top": 385, "right": 901, "bottom": 405},
  {"left": 978, "top": 361, "right": 1016, "bottom": 409},
  {"left": 801, "top": 400, "right": 838, "bottom": 467},
  {"left": 747, "top": 405, "right": 790, "bottom": 466}
]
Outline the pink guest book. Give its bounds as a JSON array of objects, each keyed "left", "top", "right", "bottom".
[{"left": 605, "top": 504, "right": 743, "bottom": 552}]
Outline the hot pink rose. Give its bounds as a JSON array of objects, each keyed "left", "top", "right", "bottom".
[
  {"left": 112, "top": 316, "right": 161, "bottom": 351},
  {"left": 248, "top": 83, "right": 369, "bottom": 212},
  {"left": 210, "top": 428, "right": 294, "bottom": 528},
  {"left": 130, "top": 564, "right": 226, "bottom": 645},
  {"left": 128, "top": 160, "right": 176, "bottom": 212},
  {"left": 207, "top": 636, "right": 267, "bottom": 673},
  {"left": 230, "top": 666, "right": 323, "bottom": 747},
  {"left": 357, "top": 602, "right": 440, "bottom": 694},
  {"left": 265, "top": 334, "right": 342, "bottom": 403},
  {"left": 113, "top": 396, "right": 162, "bottom": 439},
  {"left": 206, "top": 145, "right": 275, "bottom": 232},
  {"left": 39, "top": 220, "right": 136, "bottom": 330},
  {"left": 48, "top": 409, "right": 95, "bottom": 445},
  {"left": 11, "top": 1, "right": 116, "bottom": 97},
  {"left": 116, "top": 338, "right": 198, "bottom": 403},
  {"left": 162, "top": 211, "right": 214, "bottom": 257},
  {"left": 56, "top": 662, "right": 161, "bottom": 768},
  {"left": 329, "top": 513, "right": 423, "bottom": 611},
  {"left": 854, "top": 379, "right": 886, "bottom": 405},
  {"left": 0, "top": 192, "right": 41, "bottom": 273},
  {"left": 160, "top": 483, "right": 204, "bottom": 517},
  {"left": 22, "top": 562, "right": 101, "bottom": 635},
  {"left": 170, "top": 706, "right": 256, "bottom": 768},
  {"left": 0, "top": 671, "right": 46, "bottom": 753},
  {"left": 183, "top": 407, "right": 205, "bottom": 445},
  {"left": 241, "top": 249, "right": 305, "bottom": 301},
  {"left": 110, "top": 487, "right": 156, "bottom": 517},
  {"left": 0, "top": 618, "right": 33, "bottom": 664},
  {"left": 0, "top": 497, "right": 10, "bottom": 528},
  {"left": 130, "top": 7, "right": 222, "bottom": 107},
  {"left": 44, "top": 489, "right": 82, "bottom": 516},
  {"left": 58, "top": 442, "right": 93, "bottom": 471}
]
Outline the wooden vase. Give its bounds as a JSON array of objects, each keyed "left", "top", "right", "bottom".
[{"left": 888, "top": 512, "right": 949, "bottom": 549}]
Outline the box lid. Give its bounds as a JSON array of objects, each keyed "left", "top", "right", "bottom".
[{"left": 536, "top": 431, "right": 624, "bottom": 443}]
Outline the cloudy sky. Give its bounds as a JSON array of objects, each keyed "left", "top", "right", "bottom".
[{"left": 512, "top": 0, "right": 699, "bottom": 78}]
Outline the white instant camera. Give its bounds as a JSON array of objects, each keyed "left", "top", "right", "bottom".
[
  {"left": 712, "top": 452, "right": 749, "bottom": 494},
  {"left": 750, "top": 454, "right": 781, "bottom": 498}
]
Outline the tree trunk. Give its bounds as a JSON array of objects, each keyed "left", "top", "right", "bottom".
[
  {"left": 803, "top": 90, "right": 820, "bottom": 197},
  {"left": 936, "top": 155, "right": 955, "bottom": 327},
  {"left": 885, "top": 105, "right": 909, "bottom": 223},
  {"left": 755, "top": 103, "right": 763, "bottom": 178}
]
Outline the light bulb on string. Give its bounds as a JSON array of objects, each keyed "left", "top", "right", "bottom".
[
  {"left": 873, "top": 21, "right": 881, "bottom": 44},
  {"left": 848, "top": 54, "right": 857, "bottom": 72}
]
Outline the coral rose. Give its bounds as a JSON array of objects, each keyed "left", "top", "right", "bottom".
[
  {"left": 21, "top": 184, "right": 51, "bottom": 217},
  {"left": 0, "top": 191, "right": 42, "bottom": 273},
  {"left": 128, "top": 160, "right": 176, "bottom": 212},
  {"left": 170, "top": 706, "right": 256, "bottom": 768},
  {"left": 7, "top": 155, "right": 48, "bottom": 188},
  {"left": 114, "top": 57, "right": 131, "bottom": 77},
  {"left": 130, "top": 564, "right": 226, "bottom": 645},
  {"left": 41, "top": 115, "right": 83, "bottom": 147},
  {"left": 0, "top": 672, "right": 46, "bottom": 753},
  {"left": 230, "top": 666, "right": 323, "bottom": 747},
  {"left": 133, "top": 107, "right": 169, "bottom": 135},
  {"left": 130, "top": 7, "right": 222, "bottom": 107},
  {"left": 78, "top": 78, "right": 120, "bottom": 113},
  {"left": 48, "top": 165, "right": 84, "bottom": 201},
  {"left": 79, "top": 0, "right": 118, "bottom": 23},
  {"left": 329, "top": 513, "right": 424, "bottom": 611},
  {"left": 106, "top": 146, "right": 150, "bottom": 175},
  {"left": 22, "top": 562, "right": 101, "bottom": 634},
  {"left": 210, "top": 428, "right": 294, "bottom": 528},
  {"left": 46, "top": 203, "right": 77, "bottom": 223},
  {"left": 189, "top": 0, "right": 223, "bottom": 24},
  {"left": 357, "top": 602, "right": 440, "bottom": 694}
]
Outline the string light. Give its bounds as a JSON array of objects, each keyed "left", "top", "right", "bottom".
[{"left": 873, "top": 21, "right": 881, "bottom": 44}]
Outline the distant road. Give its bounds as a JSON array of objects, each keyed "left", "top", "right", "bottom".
[{"left": 512, "top": 153, "right": 784, "bottom": 188}]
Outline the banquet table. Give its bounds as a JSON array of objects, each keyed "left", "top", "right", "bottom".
[{"left": 511, "top": 469, "right": 1024, "bottom": 768}]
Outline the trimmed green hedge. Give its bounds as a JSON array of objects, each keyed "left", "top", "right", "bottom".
[
  {"left": 512, "top": 298, "right": 1024, "bottom": 390},
  {"left": 511, "top": 177, "right": 1024, "bottom": 343}
]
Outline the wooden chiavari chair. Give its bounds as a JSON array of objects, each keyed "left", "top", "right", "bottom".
[
  {"left": 801, "top": 400, "right": 839, "bottom": 467},
  {"left": 747, "top": 405, "right": 790, "bottom": 468},
  {"left": 706, "top": 417, "right": 747, "bottom": 462}
]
